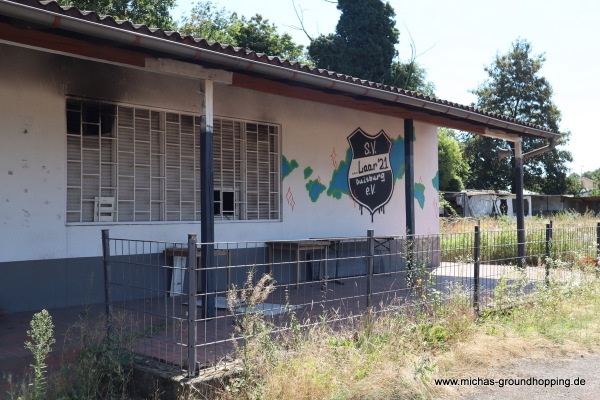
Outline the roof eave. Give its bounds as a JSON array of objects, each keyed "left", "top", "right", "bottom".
[{"left": 0, "top": 0, "right": 559, "bottom": 140}]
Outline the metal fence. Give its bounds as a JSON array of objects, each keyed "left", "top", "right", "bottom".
[{"left": 101, "top": 223, "right": 600, "bottom": 377}]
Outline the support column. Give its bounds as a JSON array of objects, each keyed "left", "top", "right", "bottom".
[
  {"left": 514, "top": 137, "right": 525, "bottom": 268},
  {"left": 200, "top": 80, "right": 216, "bottom": 318},
  {"left": 404, "top": 119, "right": 415, "bottom": 236}
]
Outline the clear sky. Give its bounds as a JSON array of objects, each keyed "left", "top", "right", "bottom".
[{"left": 173, "top": 0, "right": 599, "bottom": 174}]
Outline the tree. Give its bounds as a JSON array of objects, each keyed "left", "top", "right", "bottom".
[
  {"left": 179, "top": 2, "right": 304, "bottom": 61},
  {"left": 438, "top": 128, "right": 469, "bottom": 191},
  {"left": 565, "top": 173, "right": 585, "bottom": 196},
  {"left": 177, "top": 1, "right": 239, "bottom": 43},
  {"left": 389, "top": 60, "right": 436, "bottom": 96},
  {"left": 308, "top": 0, "right": 399, "bottom": 82},
  {"left": 464, "top": 38, "right": 573, "bottom": 194},
  {"left": 235, "top": 15, "right": 304, "bottom": 60},
  {"left": 58, "top": 0, "right": 176, "bottom": 29},
  {"left": 582, "top": 168, "right": 600, "bottom": 195},
  {"left": 463, "top": 135, "right": 512, "bottom": 191}
]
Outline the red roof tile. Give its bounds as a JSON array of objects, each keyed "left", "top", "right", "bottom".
[{"left": 1, "top": 0, "right": 558, "bottom": 138}]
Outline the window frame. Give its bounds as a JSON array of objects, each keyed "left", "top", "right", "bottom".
[{"left": 65, "top": 99, "right": 282, "bottom": 224}]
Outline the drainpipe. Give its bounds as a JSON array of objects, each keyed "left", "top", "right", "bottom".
[{"left": 522, "top": 137, "right": 557, "bottom": 160}]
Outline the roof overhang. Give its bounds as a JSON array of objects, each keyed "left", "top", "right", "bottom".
[{"left": 0, "top": 0, "right": 561, "bottom": 141}]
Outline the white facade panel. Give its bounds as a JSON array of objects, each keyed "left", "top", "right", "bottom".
[{"left": 0, "top": 43, "right": 440, "bottom": 263}]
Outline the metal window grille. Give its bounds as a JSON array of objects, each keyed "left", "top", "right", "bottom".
[
  {"left": 67, "top": 100, "right": 281, "bottom": 223},
  {"left": 213, "top": 117, "right": 280, "bottom": 221}
]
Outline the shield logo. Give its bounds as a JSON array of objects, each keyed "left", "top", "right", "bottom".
[{"left": 347, "top": 128, "right": 394, "bottom": 221}]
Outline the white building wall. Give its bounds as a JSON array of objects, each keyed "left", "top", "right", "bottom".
[
  {"left": 213, "top": 84, "right": 439, "bottom": 239},
  {"left": 0, "top": 43, "right": 439, "bottom": 264}
]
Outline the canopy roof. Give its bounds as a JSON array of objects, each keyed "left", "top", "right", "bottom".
[{"left": 0, "top": 0, "right": 559, "bottom": 141}]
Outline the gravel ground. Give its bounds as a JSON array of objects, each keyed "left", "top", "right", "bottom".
[{"left": 456, "top": 352, "right": 600, "bottom": 399}]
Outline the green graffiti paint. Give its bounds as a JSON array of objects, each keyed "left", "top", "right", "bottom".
[
  {"left": 303, "top": 166, "right": 313, "bottom": 179},
  {"left": 327, "top": 147, "right": 352, "bottom": 199},
  {"left": 306, "top": 179, "right": 326, "bottom": 202},
  {"left": 414, "top": 182, "right": 426, "bottom": 209},
  {"left": 389, "top": 135, "right": 406, "bottom": 181},
  {"left": 282, "top": 155, "right": 299, "bottom": 180},
  {"left": 432, "top": 171, "right": 439, "bottom": 191}
]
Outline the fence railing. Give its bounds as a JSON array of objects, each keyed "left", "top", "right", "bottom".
[{"left": 101, "top": 223, "right": 600, "bottom": 377}]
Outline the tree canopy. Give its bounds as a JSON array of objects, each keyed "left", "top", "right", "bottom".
[
  {"left": 308, "top": 0, "right": 399, "bottom": 83},
  {"left": 389, "top": 61, "right": 436, "bottom": 96},
  {"left": 438, "top": 128, "right": 469, "bottom": 192},
  {"left": 178, "top": 2, "right": 304, "bottom": 61},
  {"left": 463, "top": 38, "right": 572, "bottom": 194},
  {"left": 582, "top": 168, "right": 600, "bottom": 195},
  {"left": 58, "top": 0, "right": 176, "bottom": 29}
]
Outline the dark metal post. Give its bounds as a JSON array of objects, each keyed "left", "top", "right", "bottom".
[
  {"left": 101, "top": 229, "right": 113, "bottom": 339},
  {"left": 514, "top": 138, "right": 525, "bottom": 268},
  {"left": 404, "top": 119, "right": 415, "bottom": 236},
  {"left": 545, "top": 222, "right": 553, "bottom": 286},
  {"left": 187, "top": 233, "right": 198, "bottom": 377},
  {"left": 200, "top": 116, "right": 216, "bottom": 319},
  {"left": 404, "top": 119, "right": 416, "bottom": 286},
  {"left": 596, "top": 222, "right": 600, "bottom": 259},
  {"left": 366, "top": 229, "right": 374, "bottom": 309},
  {"left": 473, "top": 226, "right": 480, "bottom": 315}
]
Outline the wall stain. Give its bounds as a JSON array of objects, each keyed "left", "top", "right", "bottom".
[
  {"left": 7, "top": 170, "right": 13, "bottom": 175},
  {"left": 22, "top": 209, "right": 31, "bottom": 227}
]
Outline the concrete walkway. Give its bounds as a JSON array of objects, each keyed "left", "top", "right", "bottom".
[{"left": 458, "top": 352, "right": 600, "bottom": 399}]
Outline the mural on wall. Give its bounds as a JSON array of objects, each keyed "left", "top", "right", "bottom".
[
  {"left": 327, "top": 135, "right": 406, "bottom": 201},
  {"left": 282, "top": 155, "right": 299, "bottom": 179},
  {"left": 347, "top": 128, "right": 394, "bottom": 221},
  {"left": 330, "top": 148, "right": 338, "bottom": 169},
  {"left": 306, "top": 178, "right": 326, "bottom": 202},
  {"left": 303, "top": 167, "right": 326, "bottom": 202},
  {"left": 415, "top": 179, "right": 426, "bottom": 209},
  {"left": 432, "top": 171, "right": 440, "bottom": 191},
  {"left": 285, "top": 187, "right": 296, "bottom": 211},
  {"left": 303, "top": 166, "right": 313, "bottom": 179},
  {"left": 281, "top": 130, "right": 437, "bottom": 214},
  {"left": 432, "top": 171, "right": 440, "bottom": 215}
]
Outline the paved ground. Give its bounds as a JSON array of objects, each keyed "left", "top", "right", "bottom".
[{"left": 456, "top": 352, "right": 600, "bottom": 399}]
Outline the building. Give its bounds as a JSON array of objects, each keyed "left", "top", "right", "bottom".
[{"left": 0, "top": 0, "right": 559, "bottom": 312}]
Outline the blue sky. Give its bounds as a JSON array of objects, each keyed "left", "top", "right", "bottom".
[{"left": 173, "top": 0, "right": 599, "bottom": 174}]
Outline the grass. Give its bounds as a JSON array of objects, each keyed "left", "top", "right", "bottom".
[
  {"left": 213, "top": 266, "right": 600, "bottom": 400},
  {"left": 440, "top": 212, "right": 600, "bottom": 264},
  {"left": 4, "top": 309, "right": 136, "bottom": 400},
  {"left": 5, "top": 212, "right": 599, "bottom": 399}
]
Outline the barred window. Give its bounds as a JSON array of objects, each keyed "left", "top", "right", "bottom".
[
  {"left": 66, "top": 99, "right": 280, "bottom": 223},
  {"left": 213, "top": 117, "right": 280, "bottom": 221}
]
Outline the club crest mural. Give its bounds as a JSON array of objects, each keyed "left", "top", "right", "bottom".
[{"left": 347, "top": 128, "right": 394, "bottom": 221}]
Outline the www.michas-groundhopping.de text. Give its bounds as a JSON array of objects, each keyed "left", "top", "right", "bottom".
[{"left": 434, "top": 376, "right": 586, "bottom": 388}]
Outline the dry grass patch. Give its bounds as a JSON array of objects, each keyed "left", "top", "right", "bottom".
[{"left": 214, "top": 270, "right": 600, "bottom": 400}]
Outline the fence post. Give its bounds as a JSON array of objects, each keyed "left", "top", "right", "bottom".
[
  {"left": 473, "top": 226, "right": 480, "bottom": 315},
  {"left": 596, "top": 222, "right": 600, "bottom": 259},
  {"left": 545, "top": 222, "right": 553, "bottom": 286},
  {"left": 366, "top": 229, "right": 374, "bottom": 310},
  {"left": 187, "top": 233, "right": 198, "bottom": 378},
  {"left": 101, "top": 229, "right": 113, "bottom": 339}
]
